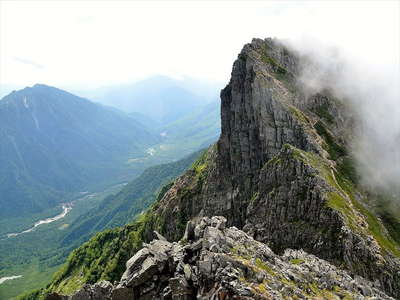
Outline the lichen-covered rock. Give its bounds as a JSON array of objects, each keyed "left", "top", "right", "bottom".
[{"left": 47, "top": 217, "right": 394, "bottom": 300}]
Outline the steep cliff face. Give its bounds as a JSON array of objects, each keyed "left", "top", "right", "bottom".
[
  {"left": 43, "top": 38, "right": 400, "bottom": 299},
  {"left": 154, "top": 38, "right": 400, "bottom": 296},
  {"left": 154, "top": 40, "right": 325, "bottom": 231}
]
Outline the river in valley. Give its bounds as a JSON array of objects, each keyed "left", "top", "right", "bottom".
[
  {"left": 0, "top": 275, "right": 23, "bottom": 285},
  {"left": 6, "top": 204, "right": 72, "bottom": 238},
  {"left": 5, "top": 182, "right": 127, "bottom": 239}
]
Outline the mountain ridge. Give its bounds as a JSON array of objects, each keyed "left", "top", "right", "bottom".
[
  {"left": 89, "top": 76, "right": 210, "bottom": 125},
  {"left": 24, "top": 38, "right": 400, "bottom": 299},
  {"left": 0, "top": 84, "right": 159, "bottom": 218}
]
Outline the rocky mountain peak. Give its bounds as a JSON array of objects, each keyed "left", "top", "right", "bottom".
[
  {"left": 216, "top": 38, "right": 327, "bottom": 228},
  {"left": 156, "top": 38, "right": 400, "bottom": 297},
  {"left": 42, "top": 38, "right": 400, "bottom": 299}
]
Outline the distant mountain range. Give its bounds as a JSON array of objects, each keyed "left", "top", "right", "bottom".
[
  {"left": 84, "top": 76, "right": 220, "bottom": 125},
  {"left": 0, "top": 84, "right": 159, "bottom": 218},
  {"left": 162, "top": 100, "right": 220, "bottom": 146},
  {"left": 0, "top": 80, "right": 222, "bottom": 299}
]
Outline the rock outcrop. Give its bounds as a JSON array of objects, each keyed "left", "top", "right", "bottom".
[
  {"left": 47, "top": 216, "right": 393, "bottom": 299},
  {"left": 44, "top": 38, "right": 400, "bottom": 299},
  {"left": 152, "top": 38, "right": 400, "bottom": 297}
]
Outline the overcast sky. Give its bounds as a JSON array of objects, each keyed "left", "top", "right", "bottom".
[{"left": 0, "top": 0, "right": 399, "bottom": 92}]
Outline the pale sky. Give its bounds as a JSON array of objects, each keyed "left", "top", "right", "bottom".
[{"left": 0, "top": 0, "right": 399, "bottom": 91}]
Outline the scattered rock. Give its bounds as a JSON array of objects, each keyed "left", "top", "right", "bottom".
[{"left": 47, "top": 216, "right": 394, "bottom": 300}]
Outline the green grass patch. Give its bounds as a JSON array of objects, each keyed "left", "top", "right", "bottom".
[
  {"left": 374, "top": 197, "right": 400, "bottom": 245},
  {"left": 255, "top": 258, "right": 276, "bottom": 276},
  {"left": 289, "top": 258, "right": 305, "bottom": 265},
  {"left": 314, "top": 121, "right": 347, "bottom": 161},
  {"left": 307, "top": 283, "right": 354, "bottom": 299},
  {"left": 314, "top": 103, "right": 334, "bottom": 124},
  {"left": 284, "top": 144, "right": 400, "bottom": 257},
  {"left": 336, "top": 177, "right": 400, "bottom": 257},
  {"left": 285, "top": 144, "right": 338, "bottom": 189},
  {"left": 191, "top": 148, "right": 209, "bottom": 176},
  {"left": 288, "top": 106, "right": 311, "bottom": 125},
  {"left": 260, "top": 52, "right": 288, "bottom": 80}
]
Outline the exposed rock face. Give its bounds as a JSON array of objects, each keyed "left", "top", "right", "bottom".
[
  {"left": 48, "top": 217, "right": 393, "bottom": 299},
  {"left": 155, "top": 38, "right": 331, "bottom": 232},
  {"left": 244, "top": 145, "right": 400, "bottom": 297},
  {"left": 153, "top": 38, "right": 400, "bottom": 297},
  {"left": 46, "top": 38, "right": 400, "bottom": 299}
]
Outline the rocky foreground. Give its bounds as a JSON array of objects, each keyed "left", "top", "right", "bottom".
[{"left": 47, "top": 216, "right": 392, "bottom": 299}]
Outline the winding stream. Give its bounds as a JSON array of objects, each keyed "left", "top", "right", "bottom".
[
  {"left": 0, "top": 275, "right": 23, "bottom": 285},
  {"left": 5, "top": 183, "right": 127, "bottom": 239},
  {"left": 6, "top": 204, "right": 72, "bottom": 238}
]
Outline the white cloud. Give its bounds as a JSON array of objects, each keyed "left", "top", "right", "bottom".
[{"left": 0, "top": 1, "right": 398, "bottom": 91}]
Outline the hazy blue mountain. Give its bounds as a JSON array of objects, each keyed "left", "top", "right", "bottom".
[
  {"left": 121, "top": 100, "right": 221, "bottom": 167},
  {"left": 0, "top": 84, "right": 24, "bottom": 98},
  {"left": 91, "top": 76, "right": 211, "bottom": 125},
  {"left": 128, "top": 111, "right": 161, "bottom": 132},
  {"left": 0, "top": 84, "right": 159, "bottom": 218},
  {"left": 161, "top": 99, "right": 220, "bottom": 143}
]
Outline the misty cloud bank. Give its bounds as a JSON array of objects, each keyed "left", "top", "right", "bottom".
[{"left": 285, "top": 38, "right": 400, "bottom": 195}]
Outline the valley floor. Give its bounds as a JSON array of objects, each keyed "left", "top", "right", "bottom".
[{"left": 0, "top": 184, "right": 122, "bottom": 300}]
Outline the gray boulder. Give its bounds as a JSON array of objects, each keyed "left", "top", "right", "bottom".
[{"left": 47, "top": 216, "right": 394, "bottom": 300}]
